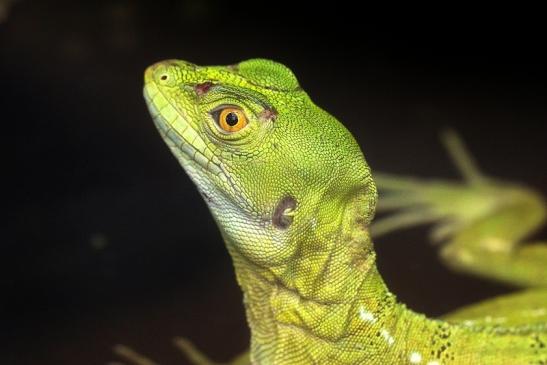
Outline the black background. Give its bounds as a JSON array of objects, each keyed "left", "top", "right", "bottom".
[{"left": 2, "top": 1, "right": 546, "bottom": 364}]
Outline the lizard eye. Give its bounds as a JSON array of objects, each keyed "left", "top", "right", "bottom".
[{"left": 214, "top": 107, "right": 248, "bottom": 133}]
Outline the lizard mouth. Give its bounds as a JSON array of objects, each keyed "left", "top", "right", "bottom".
[
  {"left": 143, "top": 64, "right": 250, "bottom": 213},
  {"left": 143, "top": 78, "right": 224, "bottom": 179}
]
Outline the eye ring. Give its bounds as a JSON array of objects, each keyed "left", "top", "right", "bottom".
[{"left": 215, "top": 107, "right": 248, "bottom": 133}]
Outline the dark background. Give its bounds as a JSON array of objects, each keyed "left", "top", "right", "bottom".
[{"left": 2, "top": 1, "right": 546, "bottom": 364}]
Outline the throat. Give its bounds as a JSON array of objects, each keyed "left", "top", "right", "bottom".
[{"left": 226, "top": 193, "right": 401, "bottom": 362}]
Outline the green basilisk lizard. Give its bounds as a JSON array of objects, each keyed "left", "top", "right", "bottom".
[{"left": 116, "top": 59, "right": 546, "bottom": 365}]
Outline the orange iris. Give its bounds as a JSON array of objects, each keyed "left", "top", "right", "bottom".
[{"left": 218, "top": 108, "right": 248, "bottom": 133}]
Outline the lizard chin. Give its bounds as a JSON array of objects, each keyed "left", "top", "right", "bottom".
[
  {"left": 143, "top": 82, "right": 256, "bottom": 221},
  {"left": 143, "top": 86, "right": 219, "bottom": 174}
]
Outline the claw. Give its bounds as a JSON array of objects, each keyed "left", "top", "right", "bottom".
[
  {"left": 370, "top": 208, "right": 440, "bottom": 238},
  {"left": 113, "top": 345, "right": 160, "bottom": 365},
  {"left": 440, "top": 129, "right": 486, "bottom": 185},
  {"left": 173, "top": 337, "right": 250, "bottom": 365},
  {"left": 173, "top": 337, "right": 219, "bottom": 365}
]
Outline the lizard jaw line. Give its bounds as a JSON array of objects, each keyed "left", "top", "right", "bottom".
[
  {"left": 143, "top": 84, "right": 248, "bottom": 210},
  {"left": 143, "top": 80, "right": 258, "bottom": 219},
  {"left": 143, "top": 85, "right": 223, "bottom": 179}
]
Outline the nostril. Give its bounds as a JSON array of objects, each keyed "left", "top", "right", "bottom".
[{"left": 160, "top": 74, "right": 168, "bottom": 81}]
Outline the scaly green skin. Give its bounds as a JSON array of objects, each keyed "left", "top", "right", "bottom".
[{"left": 140, "top": 59, "right": 547, "bottom": 365}]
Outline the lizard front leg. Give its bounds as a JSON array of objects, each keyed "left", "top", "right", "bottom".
[{"left": 371, "top": 130, "right": 547, "bottom": 288}]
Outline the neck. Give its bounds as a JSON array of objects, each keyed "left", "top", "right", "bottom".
[
  {"left": 221, "top": 193, "right": 522, "bottom": 364},
  {"left": 226, "top": 192, "right": 409, "bottom": 363}
]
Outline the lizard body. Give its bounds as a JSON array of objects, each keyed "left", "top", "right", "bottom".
[{"left": 137, "top": 59, "right": 547, "bottom": 365}]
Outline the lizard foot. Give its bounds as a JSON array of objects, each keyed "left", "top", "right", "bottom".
[
  {"left": 370, "top": 130, "right": 546, "bottom": 287},
  {"left": 371, "top": 130, "right": 502, "bottom": 241},
  {"left": 371, "top": 129, "right": 540, "bottom": 244},
  {"left": 112, "top": 338, "right": 250, "bottom": 365}
]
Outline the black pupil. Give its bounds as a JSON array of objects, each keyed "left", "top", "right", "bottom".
[{"left": 226, "top": 112, "right": 239, "bottom": 126}]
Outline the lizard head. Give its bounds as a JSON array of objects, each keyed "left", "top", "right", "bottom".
[{"left": 144, "top": 59, "right": 376, "bottom": 267}]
